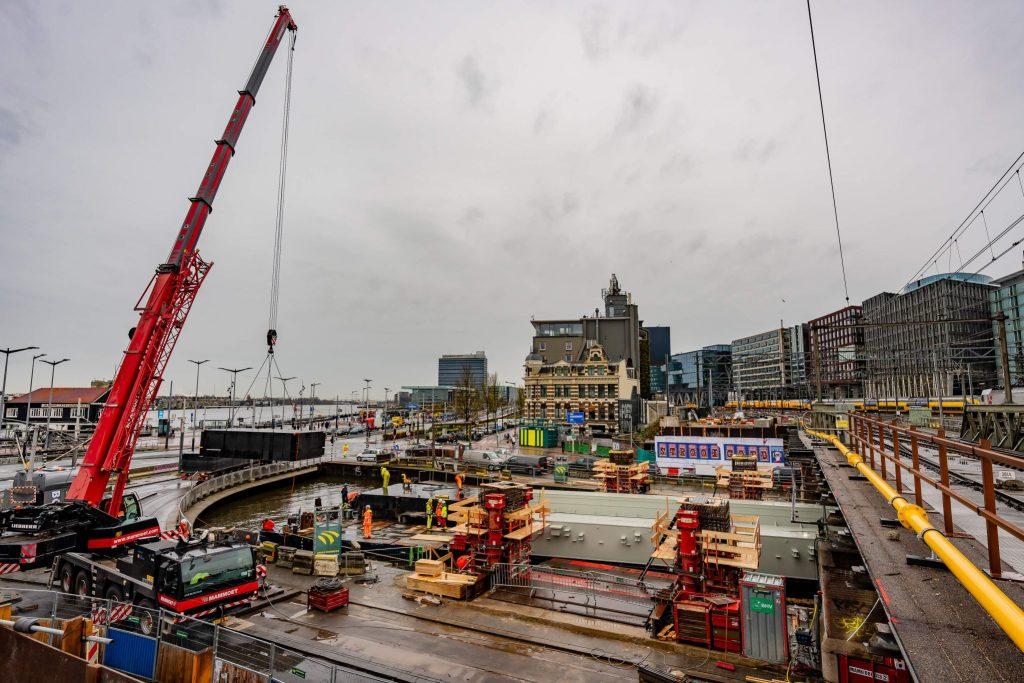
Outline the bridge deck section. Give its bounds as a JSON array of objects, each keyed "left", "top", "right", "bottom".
[{"left": 812, "top": 438, "right": 1024, "bottom": 682}]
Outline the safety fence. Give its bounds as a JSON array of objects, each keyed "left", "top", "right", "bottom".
[
  {"left": 178, "top": 457, "right": 321, "bottom": 521},
  {"left": 490, "top": 562, "right": 658, "bottom": 606},
  {"left": 849, "top": 413, "right": 1024, "bottom": 578},
  {"left": 0, "top": 586, "right": 435, "bottom": 682}
]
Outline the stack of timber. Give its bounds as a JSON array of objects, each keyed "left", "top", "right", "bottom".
[{"left": 403, "top": 552, "right": 479, "bottom": 599}]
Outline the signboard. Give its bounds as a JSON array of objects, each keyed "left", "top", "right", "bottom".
[
  {"left": 314, "top": 514, "right": 342, "bottom": 554},
  {"left": 567, "top": 411, "right": 585, "bottom": 425},
  {"left": 618, "top": 400, "right": 634, "bottom": 434},
  {"left": 407, "top": 403, "right": 421, "bottom": 410},
  {"left": 157, "top": 409, "right": 165, "bottom": 419},
  {"left": 654, "top": 435, "right": 785, "bottom": 476},
  {"left": 750, "top": 595, "right": 775, "bottom": 614}
]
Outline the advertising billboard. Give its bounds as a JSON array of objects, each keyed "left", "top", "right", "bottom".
[{"left": 654, "top": 435, "right": 784, "bottom": 476}]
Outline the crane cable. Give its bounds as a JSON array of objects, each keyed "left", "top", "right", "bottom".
[
  {"left": 266, "top": 29, "right": 296, "bottom": 354},
  {"left": 806, "top": 0, "right": 851, "bottom": 305}
]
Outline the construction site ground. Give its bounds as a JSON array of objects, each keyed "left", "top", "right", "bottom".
[
  {"left": 809, "top": 436, "right": 1024, "bottom": 682},
  {"left": 239, "top": 561, "right": 785, "bottom": 682}
]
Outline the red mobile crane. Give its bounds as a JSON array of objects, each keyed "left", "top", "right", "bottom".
[{"left": 0, "top": 7, "right": 297, "bottom": 611}]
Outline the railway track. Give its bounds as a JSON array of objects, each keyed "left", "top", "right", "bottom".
[{"left": 890, "top": 440, "right": 1024, "bottom": 513}]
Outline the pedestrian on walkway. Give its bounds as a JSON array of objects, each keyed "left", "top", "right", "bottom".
[{"left": 362, "top": 505, "right": 373, "bottom": 538}]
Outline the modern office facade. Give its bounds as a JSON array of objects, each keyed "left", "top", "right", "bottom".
[
  {"left": 401, "top": 386, "right": 455, "bottom": 409},
  {"left": 808, "top": 305, "right": 865, "bottom": 399},
  {"left": 667, "top": 345, "right": 732, "bottom": 407},
  {"left": 731, "top": 328, "right": 797, "bottom": 398},
  {"left": 437, "top": 352, "right": 488, "bottom": 388},
  {"left": 862, "top": 273, "right": 997, "bottom": 397},
  {"left": 991, "top": 268, "right": 1024, "bottom": 389},
  {"left": 645, "top": 326, "right": 671, "bottom": 398}
]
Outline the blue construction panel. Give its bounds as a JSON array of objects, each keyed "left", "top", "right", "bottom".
[{"left": 104, "top": 627, "right": 158, "bottom": 679}]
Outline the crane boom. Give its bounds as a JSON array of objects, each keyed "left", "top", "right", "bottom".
[{"left": 67, "top": 6, "right": 297, "bottom": 516}]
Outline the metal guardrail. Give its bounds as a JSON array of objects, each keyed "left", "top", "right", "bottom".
[
  {"left": 0, "top": 586, "right": 434, "bottom": 682},
  {"left": 178, "top": 458, "right": 321, "bottom": 522},
  {"left": 849, "top": 414, "right": 1024, "bottom": 578}
]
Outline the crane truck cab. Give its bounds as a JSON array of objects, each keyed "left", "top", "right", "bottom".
[
  {"left": 51, "top": 538, "right": 259, "bottom": 624},
  {"left": 0, "top": 492, "right": 157, "bottom": 572}
]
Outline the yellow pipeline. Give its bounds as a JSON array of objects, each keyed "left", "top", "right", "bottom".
[{"left": 806, "top": 428, "right": 1024, "bottom": 652}]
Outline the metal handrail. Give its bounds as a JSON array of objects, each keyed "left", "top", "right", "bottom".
[
  {"left": 807, "top": 427, "right": 1024, "bottom": 652},
  {"left": 850, "top": 414, "right": 1024, "bottom": 562},
  {"left": 177, "top": 458, "right": 320, "bottom": 522}
]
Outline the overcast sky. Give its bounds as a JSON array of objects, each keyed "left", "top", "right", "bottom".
[{"left": 4, "top": 1, "right": 1024, "bottom": 399}]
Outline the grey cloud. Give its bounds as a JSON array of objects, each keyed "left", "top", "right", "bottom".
[
  {"left": 456, "top": 54, "right": 496, "bottom": 108},
  {"left": 614, "top": 84, "right": 660, "bottom": 135},
  {"left": 579, "top": 4, "right": 689, "bottom": 61},
  {"left": 734, "top": 137, "right": 778, "bottom": 164},
  {"left": 533, "top": 193, "right": 580, "bottom": 222},
  {"left": 0, "top": 107, "right": 28, "bottom": 149}
]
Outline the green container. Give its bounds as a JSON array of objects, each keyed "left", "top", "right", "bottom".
[{"left": 519, "top": 426, "right": 558, "bottom": 448}]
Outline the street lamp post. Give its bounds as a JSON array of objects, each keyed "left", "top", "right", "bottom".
[
  {"left": 40, "top": 358, "right": 69, "bottom": 451},
  {"left": 274, "top": 376, "right": 295, "bottom": 428},
  {"left": 384, "top": 387, "right": 391, "bottom": 440},
  {"left": 188, "top": 359, "right": 209, "bottom": 451},
  {"left": 363, "top": 379, "right": 372, "bottom": 448},
  {"left": 310, "top": 381, "right": 321, "bottom": 430},
  {"left": 0, "top": 346, "right": 39, "bottom": 438},
  {"left": 218, "top": 367, "right": 252, "bottom": 428},
  {"left": 22, "top": 352, "right": 46, "bottom": 457}
]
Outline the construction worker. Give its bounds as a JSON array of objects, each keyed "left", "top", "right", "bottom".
[
  {"left": 402, "top": 472, "right": 413, "bottom": 492},
  {"left": 362, "top": 505, "right": 373, "bottom": 538},
  {"left": 425, "top": 495, "right": 434, "bottom": 530},
  {"left": 341, "top": 484, "right": 349, "bottom": 508},
  {"left": 381, "top": 466, "right": 390, "bottom": 494},
  {"left": 261, "top": 518, "right": 275, "bottom": 532},
  {"left": 435, "top": 497, "right": 448, "bottom": 529}
]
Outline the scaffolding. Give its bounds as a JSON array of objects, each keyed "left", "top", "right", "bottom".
[
  {"left": 448, "top": 482, "right": 548, "bottom": 580},
  {"left": 592, "top": 449, "right": 650, "bottom": 493}
]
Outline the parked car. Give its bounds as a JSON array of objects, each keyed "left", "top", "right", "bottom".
[
  {"left": 461, "top": 449, "right": 511, "bottom": 471},
  {"left": 356, "top": 448, "right": 388, "bottom": 463},
  {"left": 505, "top": 454, "right": 550, "bottom": 475}
]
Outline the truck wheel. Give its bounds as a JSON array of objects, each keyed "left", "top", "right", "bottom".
[
  {"left": 74, "top": 570, "right": 91, "bottom": 597},
  {"left": 105, "top": 585, "right": 124, "bottom": 603},
  {"left": 59, "top": 563, "right": 75, "bottom": 593},
  {"left": 136, "top": 599, "right": 157, "bottom": 634}
]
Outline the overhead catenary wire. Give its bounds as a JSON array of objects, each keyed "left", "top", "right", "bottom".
[{"left": 806, "top": 0, "right": 851, "bottom": 305}]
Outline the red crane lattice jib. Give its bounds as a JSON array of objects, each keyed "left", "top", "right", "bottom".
[{"left": 66, "top": 6, "right": 297, "bottom": 515}]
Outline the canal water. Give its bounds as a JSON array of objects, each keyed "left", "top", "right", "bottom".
[{"left": 195, "top": 473, "right": 375, "bottom": 529}]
